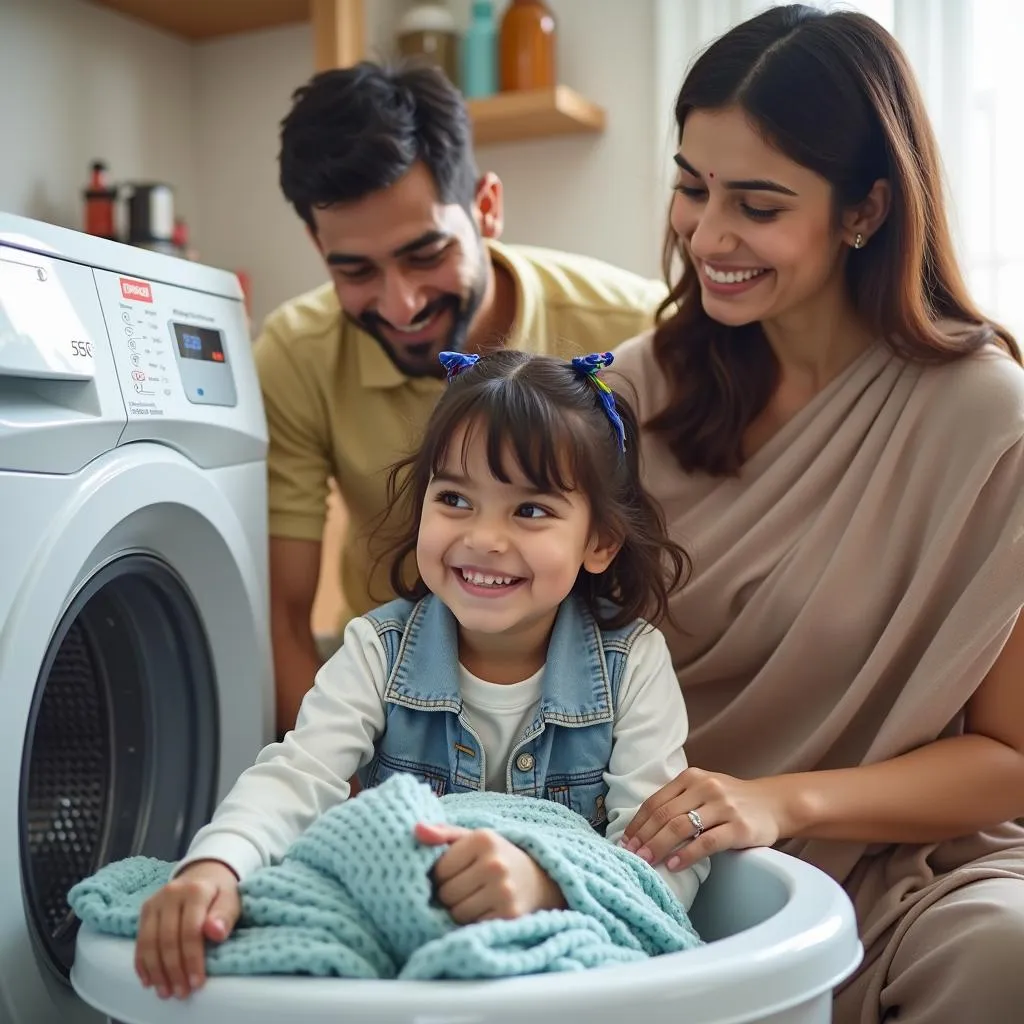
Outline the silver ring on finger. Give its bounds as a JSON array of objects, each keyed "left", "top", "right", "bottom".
[{"left": 687, "top": 809, "right": 704, "bottom": 839}]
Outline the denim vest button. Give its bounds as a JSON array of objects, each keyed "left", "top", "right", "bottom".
[{"left": 515, "top": 752, "right": 535, "bottom": 772}]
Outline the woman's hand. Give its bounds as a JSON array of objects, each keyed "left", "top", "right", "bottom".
[
  {"left": 621, "top": 767, "right": 801, "bottom": 871},
  {"left": 414, "top": 823, "right": 566, "bottom": 923}
]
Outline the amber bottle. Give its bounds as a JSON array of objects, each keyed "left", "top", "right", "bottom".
[{"left": 499, "top": 0, "right": 556, "bottom": 91}]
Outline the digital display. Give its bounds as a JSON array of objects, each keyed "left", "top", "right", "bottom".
[{"left": 171, "top": 322, "right": 226, "bottom": 363}]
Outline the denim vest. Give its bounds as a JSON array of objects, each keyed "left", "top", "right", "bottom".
[{"left": 357, "top": 594, "right": 646, "bottom": 833}]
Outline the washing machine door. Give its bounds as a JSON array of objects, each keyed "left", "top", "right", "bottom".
[{"left": 0, "top": 443, "right": 272, "bottom": 1024}]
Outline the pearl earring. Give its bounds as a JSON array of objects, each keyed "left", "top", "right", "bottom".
[{"left": 853, "top": 232, "right": 865, "bottom": 249}]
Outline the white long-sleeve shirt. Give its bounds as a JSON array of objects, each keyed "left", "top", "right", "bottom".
[{"left": 181, "top": 615, "right": 710, "bottom": 908}]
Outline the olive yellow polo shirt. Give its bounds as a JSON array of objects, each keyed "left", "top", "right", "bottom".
[{"left": 254, "top": 240, "right": 667, "bottom": 628}]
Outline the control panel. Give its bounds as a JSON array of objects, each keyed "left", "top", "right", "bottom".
[
  {"left": 0, "top": 211, "right": 265, "bottom": 472},
  {"left": 92, "top": 270, "right": 239, "bottom": 416}
]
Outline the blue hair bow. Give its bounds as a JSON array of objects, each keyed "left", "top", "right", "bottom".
[
  {"left": 438, "top": 350, "right": 480, "bottom": 382},
  {"left": 571, "top": 351, "right": 626, "bottom": 452}
]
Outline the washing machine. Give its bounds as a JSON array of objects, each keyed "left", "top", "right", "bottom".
[{"left": 0, "top": 212, "right": 273, "bottom": 1024}]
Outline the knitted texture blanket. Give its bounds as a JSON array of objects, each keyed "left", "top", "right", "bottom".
[{"left": 68, "top": 773, "right": 702, "bottom": 979}]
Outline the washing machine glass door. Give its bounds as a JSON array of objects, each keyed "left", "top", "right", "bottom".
[{"left": 22, "top": 553, "right": 218, "bottom": 980}]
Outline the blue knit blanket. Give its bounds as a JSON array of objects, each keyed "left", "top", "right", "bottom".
[{"left": 68, "top": 773, "right": 702, "bottom": 979}]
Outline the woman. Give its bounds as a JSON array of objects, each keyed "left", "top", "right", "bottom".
[{"left": 611, "top": 5, "right": 1024, "bottom": 1022}]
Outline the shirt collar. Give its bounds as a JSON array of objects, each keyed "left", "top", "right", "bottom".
[{"left": 388, "top": 594, "right": 614, "bottom": 722}]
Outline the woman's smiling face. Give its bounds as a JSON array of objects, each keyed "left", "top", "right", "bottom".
[{"left": 671, "top": 105, "right": 851, "bottom": 332}]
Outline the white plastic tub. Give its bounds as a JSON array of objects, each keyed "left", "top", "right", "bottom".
[{"left": 71, "top": 847, "right": 863, "bottom": 1024}]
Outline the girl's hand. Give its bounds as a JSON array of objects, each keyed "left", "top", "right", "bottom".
[
  {"left": 414, "top": 823, "right": 566, "bottom": 923},
  {"left": 134, "top": 859, "right": 241, "bottom": 1000},
  {"left": 622, "top": 767, "right": 798, "bottom": 871}
]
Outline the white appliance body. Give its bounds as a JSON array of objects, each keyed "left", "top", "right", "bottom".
[{"left": 0, "top": 213, "right": 273, "bottom": 1024}]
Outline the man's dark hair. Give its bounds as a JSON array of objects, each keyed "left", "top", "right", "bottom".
[{"left": 279, "top": 61, "right": 479, "bottom": 232}]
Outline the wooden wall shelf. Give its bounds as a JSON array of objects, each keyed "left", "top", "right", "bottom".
[
  {"left": 468, "top": 87, "right": 606, "bottom": 146},
  {"left": 87, "top": 2, "right": 607, "bottom": 145},
  {"left": 87, "top": 0, "right": 311, "bottom": 40},
  {"left": 89, "top": 0, "right": 366, "bottom": 71}
]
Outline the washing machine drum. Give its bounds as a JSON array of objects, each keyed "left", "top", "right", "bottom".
[{"left": 21, "top": 554, "right": 218, "bottom": 984}]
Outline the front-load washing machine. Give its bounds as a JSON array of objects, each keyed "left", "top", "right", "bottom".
[{"left": 0, "top": 212, "right": 273, "bottom": 1023}]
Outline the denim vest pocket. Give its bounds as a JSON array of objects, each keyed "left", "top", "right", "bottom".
[
  {"left": 543, "top": 768, "right": 608, "bottom": 833},
  {"left": 360, "top": 752, "right": 450, "bottom": 798}
]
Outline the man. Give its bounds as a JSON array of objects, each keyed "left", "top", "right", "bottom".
[{"left": 257, "top": 62, "right": 667, "bottom": 733}]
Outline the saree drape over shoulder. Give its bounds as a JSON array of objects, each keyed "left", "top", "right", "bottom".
[{"left": 610, "top": 332, "right": 1024, "bottom": 1010}]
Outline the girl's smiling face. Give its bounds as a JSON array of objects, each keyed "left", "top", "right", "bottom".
[{"left": 416, "top": 419, "right": 616, "bottom": 658}]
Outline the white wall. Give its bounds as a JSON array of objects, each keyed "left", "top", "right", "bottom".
[
  {"left": 190, "top": 22, "right": 319, "bottom": 324},
  {"left": 0, "top": 0, "right": 690, "bottom": 329},
  {"left": 0, "top": 0, "right": 199, "bottom": 239},
  {"left": 191, "top": 1, "right": 405, "bottom": 328}
]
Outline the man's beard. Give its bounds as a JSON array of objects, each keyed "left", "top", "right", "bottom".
[{"left": 349, "top": 260, "right": 488, "bottom": 379}]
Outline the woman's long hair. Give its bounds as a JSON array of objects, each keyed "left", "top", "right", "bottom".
[{"left": 652, "top": 3, "right": 1019, "bottom": 475}]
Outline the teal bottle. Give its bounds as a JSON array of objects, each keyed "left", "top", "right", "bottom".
[{"left": 461, "top": 0, "right": 497, "bottom": 99}]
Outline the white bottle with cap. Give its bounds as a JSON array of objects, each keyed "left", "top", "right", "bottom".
[{"left": 395, "top": 3, "right": 460, "bottom": 86}]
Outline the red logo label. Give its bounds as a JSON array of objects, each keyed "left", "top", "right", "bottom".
[{"left": 119, "top": 277, "right": 153, "bottom": 302}]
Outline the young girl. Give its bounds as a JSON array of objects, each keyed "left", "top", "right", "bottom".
[{"left": 134, "top": 349, "right": 709, "bottom": 1000}]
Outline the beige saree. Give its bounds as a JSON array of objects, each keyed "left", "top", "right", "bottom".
[{"left": 610, "top": 331, "right": 1024, "bottom": 1018}]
